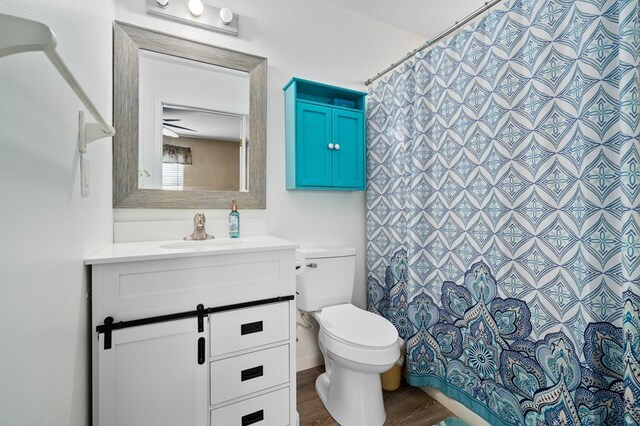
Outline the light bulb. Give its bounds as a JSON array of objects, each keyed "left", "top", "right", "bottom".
[
  {"left": 219, "top": 7, "right": 233, "bottom": 24},
  {"left": 188, "top": 0, "right": 204, "bottom": 17},
  {"left": 156, "top": 0, "right": 169, "bottom": 8}
]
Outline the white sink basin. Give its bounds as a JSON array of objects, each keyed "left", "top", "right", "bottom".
[{"left": 160, "top": 239, "right": 244, "bottom": 249}]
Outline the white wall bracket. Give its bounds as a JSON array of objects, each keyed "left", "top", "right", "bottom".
[
  {"left": 0, "top": 13, "right": 116, "bottom": 197},
  {"left": 78, "top": 111, "right": 116, "bottom": 197},
  {"left": 78, "top": 111, "right": 116, "bottom": 155}
]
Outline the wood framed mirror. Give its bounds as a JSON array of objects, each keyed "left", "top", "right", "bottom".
[{"left": 113, "top": 22, "right": 267, "bottom": 209}]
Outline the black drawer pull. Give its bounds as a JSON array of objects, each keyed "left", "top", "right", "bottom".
[
  {"left": 241, "top": 320, "right": 264, "bottom": 335},
  {"left": 197, "top": 337, "right": 205, "bottom": 365},
  {"left": 241, "top": 365, "right": 263, "bottom": 382},
  {"left": 241, "top": 409, "right": 264, "bottom": 425}
]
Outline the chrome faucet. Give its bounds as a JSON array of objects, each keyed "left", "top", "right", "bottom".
[{"left": 184, "top": 213, "right": 215, "bottom": 240}]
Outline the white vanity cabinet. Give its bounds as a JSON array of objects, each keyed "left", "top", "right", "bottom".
[{"left": 85, "top": 236, "right": 298, "bottom": 426}]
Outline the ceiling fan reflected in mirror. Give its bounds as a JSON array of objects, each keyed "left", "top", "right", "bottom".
[{"left": 162, "top": 118, "right": 197, "bottom": 138}]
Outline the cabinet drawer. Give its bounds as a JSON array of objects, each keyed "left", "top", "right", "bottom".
[
  {"left": 210, "top": 388, "right": 289, "bottom": 426},
  {"left": 210, "top": 302, "right": 289, "bottom": 357},
  {"left": 210, "top": 345, "right": 289, "bottom": 405}
]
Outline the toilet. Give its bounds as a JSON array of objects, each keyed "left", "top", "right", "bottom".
[{"left": 296, "top": 246, "right": 399, "bottom": 426}]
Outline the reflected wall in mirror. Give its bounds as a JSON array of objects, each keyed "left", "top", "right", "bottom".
[
  {"left": 113, "top": 22, "right": 267, "bottom": 209},
  {"left": 154, "top": 106, "right": 248, "bottom": 192}
]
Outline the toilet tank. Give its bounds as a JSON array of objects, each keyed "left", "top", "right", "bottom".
[{"left": 296, "top": 246, "right": 356, "bottom": 312}]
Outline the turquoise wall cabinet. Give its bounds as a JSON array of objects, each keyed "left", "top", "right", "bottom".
[{"left": 284, "top": 78, "right": 367, "bottom": 191}]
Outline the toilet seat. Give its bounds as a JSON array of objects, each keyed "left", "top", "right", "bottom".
[
  {"left": 315, "top": 304, "right": 399, "bottom": 366},
  {"left": 317, "top": 304, "right": 398, "bottom": 348}
]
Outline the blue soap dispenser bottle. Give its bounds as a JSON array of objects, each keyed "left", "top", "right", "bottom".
[{"left": 229, "top": 199, "right": 240, "bottom": 238}]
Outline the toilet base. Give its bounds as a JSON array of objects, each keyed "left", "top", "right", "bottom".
[{"left": 315, "top": 365, "right": 386, "bottom": 426}]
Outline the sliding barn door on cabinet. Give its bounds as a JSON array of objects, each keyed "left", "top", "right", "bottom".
[{"left": 97, "top": 318, "right": 208, "bottom": 426}]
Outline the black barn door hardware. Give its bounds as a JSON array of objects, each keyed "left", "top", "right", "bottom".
[
  {"left": 102, "top": 317, "right": 114, "bottom": 350},
  {"left": 96, "top": 295, "right": 294, "bottom": 350},
  {"left": 197, "top": 304, "right": 205, "bottom": 333}
]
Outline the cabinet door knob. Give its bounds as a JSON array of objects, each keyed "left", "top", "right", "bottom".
[
  {"left": 328, "top": 143, "right": 334, "bottom": 150},
  {"left": 334, "top": 144, "right": 340, "bottom": 151}
]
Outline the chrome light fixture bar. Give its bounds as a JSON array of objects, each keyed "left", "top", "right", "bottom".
[{"left": 146, "top": 0, "right": 240, "bottom": 37}]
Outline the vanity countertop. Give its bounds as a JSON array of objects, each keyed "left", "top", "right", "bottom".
[{"left": 85, "top": 235, "right": 299, "bottom": 265}]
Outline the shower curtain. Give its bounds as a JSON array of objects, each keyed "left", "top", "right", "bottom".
[{"left": 366, "top": 0, "right": 639, "bottom": 424}]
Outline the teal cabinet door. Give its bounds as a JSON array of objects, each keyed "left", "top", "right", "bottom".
[
  {"left": 331, "top": 109, "right": 364, "bottom": 189},
  {"left": 296, "top": 102, "right": 332, "bottom": 187}
]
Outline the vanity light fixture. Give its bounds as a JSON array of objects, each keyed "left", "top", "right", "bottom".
[
  {"left": 219, "top": 7, "right": 233, "bottom": 24},
  {"left": 145, "top": 0, "right": 239, "bottom": 36},
  {"left": 188, "top": 0, "right": 204, "bottom": 17}
]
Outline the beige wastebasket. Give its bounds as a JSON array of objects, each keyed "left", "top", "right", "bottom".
[
  {"left": 381, "top": 363, "right": 402, "bottom": 391},
  {"left": 380, "top": 337, "right": 404, "bottom": 391}
]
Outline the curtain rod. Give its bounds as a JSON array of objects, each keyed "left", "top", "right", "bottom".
[{"left": 365, "top": 0, "right": 507, "bottom": 86}]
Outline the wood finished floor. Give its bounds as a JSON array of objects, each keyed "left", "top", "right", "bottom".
[{"left": 297, "top": 366, "right": 453, "bottom": 426}]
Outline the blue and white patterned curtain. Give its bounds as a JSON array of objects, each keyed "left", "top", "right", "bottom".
[{"left": 366, "top": 0, "right": 640, "bottom": 424}]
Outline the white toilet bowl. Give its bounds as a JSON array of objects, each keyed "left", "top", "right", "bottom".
[
  {"left": 312, "top": 304, "right": 399, "bottom": 426},
  {"left": 295, "top": 247, "right": 400, "bottom": 426}
]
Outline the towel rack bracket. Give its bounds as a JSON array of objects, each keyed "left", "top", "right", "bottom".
[{"left": 78, "top": 111, "right": 116, "bottom": 154}]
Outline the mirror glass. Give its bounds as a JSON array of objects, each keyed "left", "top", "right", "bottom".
[
  {"left": 138, "top": 50, "right": 249, "bottom": 193},
  {"left": 113, "top": 22, "right": 267, "bottom": 209}
]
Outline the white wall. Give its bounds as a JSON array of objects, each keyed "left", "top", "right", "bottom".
[
  {"left": 114, "top": 0, "right": 425, "bottom": 368},
  {"left": 0, "top": 0, "right": 114, "bottom": 423}
]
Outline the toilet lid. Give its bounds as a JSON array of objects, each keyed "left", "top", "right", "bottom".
[{"left": 318, "top": 304, "right": 398, "bottom": 349}]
